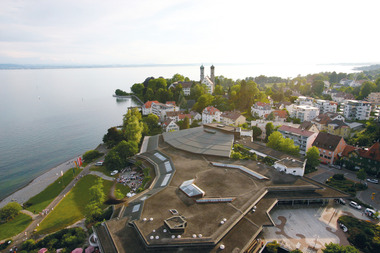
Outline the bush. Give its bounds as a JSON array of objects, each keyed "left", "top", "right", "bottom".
[
  {"left": 82, "top": 150, "right": 103, "bottom": 164},
  {"left": 333, "top": 174, "right": 345, "bottom": 180},
  {"left": 0, "top": 239, "right": 12, "bottom": 250}
]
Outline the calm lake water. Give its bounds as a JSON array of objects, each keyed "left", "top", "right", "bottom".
[{"left": 0, "top": 64, "right": 361, "bottom": 200}]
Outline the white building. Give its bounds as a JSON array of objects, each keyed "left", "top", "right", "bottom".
[
  {"left": 314, "top": 99, "right": 338, "bottom": 114},
  {"left": 142, "top": 100, "right": 159, "bottom": 115},
  {"left": 290, "top": 105, "right": 319, "bottom": 122},
  {"left": 278, "top": 125, "right": 318, "bottom": 156},
  {"left": 162, "top": 119, "right": 179, "bottom": 132},
  {"left": 343, "top": 100, "right": 371, "bottom": 121},
  {"left": 168, "top": 81, "right": 193, "bottom": 96},
  {"left": 367, "top": 92, "right": 380, "bottom": 106},
  {"left": 201, "top": 76, "right": 215, "bottom": 94},
  {"left": 251, "top": 102, "right": 272, "bottom": 118},
  {"left": 274, "top": 157, "right": 306, "bottom": 176},
  {"left": 295, "top": 96, "right": 314, "bottom": 106},
  {"left": 151, "top": 101, "right": 179, "bottom": 121},
  {"left": 202, "top": 106, "right": 221, "bottom": 124}
]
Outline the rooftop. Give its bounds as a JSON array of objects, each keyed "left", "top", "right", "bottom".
[
  {"left": 312, "top": 132, "right": 344, "bottom": 151},
  {"left": 275, "top": 157, "right": 304, "bottom": 168},
  {"left": 278, "top": 125, "right": 316, "bottom": 137}
]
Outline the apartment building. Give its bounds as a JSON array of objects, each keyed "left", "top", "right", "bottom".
[
  {"left": 312, "top": 132, "right": 346, "bottom": 165},
  {"left": 251, "top": 102, "right": 272, "bottom": 118},
  {"left": 367, "top": 92, "right": 380, "bottom": 106},
  {"left": 343, "top": 100, "right": 371, "bottom": 121},
  {"left": 314, "top": 99, "right": 338, "bottom": 114},
  {"left": 290, "top": 105, "right": 319, "bottom": 122},
  {"left": 278, "top": 125, "right": 318, "bottom": 155}
]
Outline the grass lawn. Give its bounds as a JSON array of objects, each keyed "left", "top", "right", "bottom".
[
  {"left": 89, "top": 165, "right": 114, "bottom": 177},
  {"left": 24, "top": 168, "right": 82, "bottom": 213},
  {"left": 36, "top": 175, "right": 129, "bottom": 235},
  {"left": 0, "top": 213, "right": 32, "bottom": 240}
]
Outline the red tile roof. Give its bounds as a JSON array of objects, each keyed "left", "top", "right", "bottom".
[
  {"left": 166, "top": 101, "right": 176, "bottom": 106},
  {"left": 203, "top": 106, "right": 220, "bottom": 115},
  {"left": 341, "top": 145, "right": 357, "bottom": 157},
  {"left": 278, "top": 125, "right": 315, "bottom": 137},
  {"left": 359, "top": 142, "right": 380, "bottom": 161},
  {"left": 272, "top": 110, "right": 288, "bottom": 118},
  {"left": 256, "top": 102, "right": 270, "bottom": 107},
  {"left": 144, "top": 100, "right": 159, "bottom": 108},
  {"left": 179, "top": 114, "right": 192, "bottom": 120}
]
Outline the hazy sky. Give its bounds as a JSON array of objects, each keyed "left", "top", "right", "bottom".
[{"left": 1, "top": 0, "right": 379, "bottom": 65}]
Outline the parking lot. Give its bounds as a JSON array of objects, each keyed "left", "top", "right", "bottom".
[
  {"left": 261, "top": 201, "right": 373, "bottom": 252},
  {"left": 117, "top": 167, "right": 144, "bottom": 193}
]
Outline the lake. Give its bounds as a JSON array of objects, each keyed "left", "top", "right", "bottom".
[{"left": 0, "top": 63, "right": 362, "bottom": 200}]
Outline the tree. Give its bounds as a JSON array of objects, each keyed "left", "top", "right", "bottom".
[
  {"left": 266, "top": 112, "right": 275, "bottom": 121},
  {"left": 130, "top": 83, "right": 144, "bottom": 100},
  {"left": 305, "top": 146, "right": 320, "bottom": 169},
  {"left": 124, "top": 116, "right": 143, "bottom": 143},
  {"left": 323, "top": 242, "right": 359, "bottom": 253},
  {"left": 359, "top": 81, "right": 376, "bottom": 99},
  {"left": 192, "top": 93, "right": 214, "bottom": 113},
  {"left": 0, "top": 202, "right": 22, "bottom": 222},
  {"left": 86, "top": 177, "right": 105, "bottom": 222},
  {"left": 311, "top": 80, "right": 325, "bottom": 96},
  {"left": 266, "top": 240, "right": 280, "bottom": 253},
  {"left": 104, "top": 149, "right": 123, "bottom": 171},
  {"left": 267, "top": 131, "right": 283, "bottom": 150},
  {"left": 265, "top": 122, "right": 274, "bottom": 142},
  {"left": 214, "top": 85, "right": 224, "bottom": 95},
  {"left": 252, "top": 126, "right": 262, "bottom": 141},
  {"left": 281, "top": 138, "right": 300, "bottom": 156},
  {"left": 115, "top": 140, "right": 138, "bottom": 165},
  {"left": 290, "top": 250, "right": 303, "bottom": 253},
  {"left": 356, "top": 168, "right": 366, "bottom": 183},
  {"left": 182, "top": 117, "right": 190, "bottom": 129},
  {"left": 142, "top": 114, "right": 162, "bottom": 136},
  {"left": 103, "top": 127, "right": 124, "bottom": 148}
]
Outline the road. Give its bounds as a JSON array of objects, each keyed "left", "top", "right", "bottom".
[{"left": 308, "top": 164, "right": 380, "bottom": 210}]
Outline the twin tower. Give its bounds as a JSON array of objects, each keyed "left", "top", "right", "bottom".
[{"left": 200, "top": 65, "right": 215, "bottom": 84}]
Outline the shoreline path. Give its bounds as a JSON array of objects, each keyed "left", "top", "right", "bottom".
[
  {"left": 4, "top": 152, "right": 108, "bottom": 248},
  {"left": 0, "top": 157, "right": 79, "bottom": 208}
]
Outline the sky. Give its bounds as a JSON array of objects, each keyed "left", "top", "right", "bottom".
[{"left": 0, "top": 0, "right": 379, "bottom": 65}]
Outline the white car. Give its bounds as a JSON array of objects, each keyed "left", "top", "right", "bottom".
[
  {"left": 366, "top": 178, "right": 379, "bottom": 184},
  {"left": 95, "top": 160, "right": 104, "bottom": 166},
  {"left": 349, "top": 201, "right": 362, "bottom": 210},
  {"left": 110, "top": 170, "right": 119, "bottom": 176}
]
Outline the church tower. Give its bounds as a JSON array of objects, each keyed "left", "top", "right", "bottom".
[
  {"left": 200, "top": 65, "right": 204, "bottom": 82},
  {"left": 210, "top": 65, "right": 215, "bottom": 84}
]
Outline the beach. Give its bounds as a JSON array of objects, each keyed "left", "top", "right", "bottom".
[{"left": 0, "top": 157, "right": 80, "bottom": 208}]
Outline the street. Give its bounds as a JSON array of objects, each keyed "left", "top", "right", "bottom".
[{"left": 308, "top": 164, "right": 380, "bottom": 210}]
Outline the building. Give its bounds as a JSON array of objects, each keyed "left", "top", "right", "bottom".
[
  {"left": 278, "top": 125, "right": 318, "bottom": 155},
  {"left": 251, "top": 120, "right": 300, "bottom": 141},
  {"left": 267, "top": 110, "right": 288, "bottom": 122},
  {"left": 151, "top": 101, "right": 179, "bottom": 121},
  {"left": 220, "top": 111, "right": 246, "bottom": 126},
  {"left": 190, "top": 111, "right": 202, "bottom": 121},
  {"left": 343, "top": 100, "right": 371, "bottom": 121},
  {"left": 298, "top": 121, "right": 319, "bottom": 133},
  {"left": 202, "top": 106, "right": 221, "bottom": 124},
  {"left": 326, "top": 120, "right": 351, "bottom": 138},
  {"left": 251, "top": 102, "right": 272, "bottom": 118},
  {"left": 200, "top": 65, "right": 215, "bottom": 94},
  {"left": 168, "top": 81, "right": 193, "bottom": 96},
  {"left": 274, "top": 157, "right": 306, "bottom": 176},
  {"left": 162, "top": 119, "right": 180, "bottom": 132},
  {"left": 93, "top": 126, "right": 348, "bottom": 253},
  {"left": 367, "top": 92, "right": 380, "bottom": 106},
  {"left": 166, "top": 111, "right": 192, "bottom": 124},
  {"left": 311, "top": 112, "right": 345, "bottom": 131},
  {"left": 314, "top": 99, "right": 338, "bottom": 114},
  {"left": 295, "top": 96, "right": 314, "bottom": 106},
  {"left": 332, "top": 92, "right": 355, "bottom": 103},
  {"left": 341, "top": 142, "right": 380, "bottom": 174},
  {"left": 142, "top": 100, "right": 159, "bottom": 115},
  {"left": 290, "top": 105, "right": 319, "bottom": 122},
  {"left": 312, "top": 132, "right": 347, "bottom": 165}
]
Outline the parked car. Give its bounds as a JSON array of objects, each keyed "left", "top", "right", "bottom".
[
  {"left": 366, "top": 178, "right": 379, "bottom": 184},
  {"left": 338, "top": 222, "right": 348, "bottom": 232},
  {"left": 349, "top": 201, "right": 362, "bottom": 210},
  {"left": 95, "top": 160, "right": 104, "bottom": 166},
  {"left": 335, "top": 198, "right": 346, "bottom": 205},
  {"left": 110, "top": 170, "right": 119, "bottom": 176}
]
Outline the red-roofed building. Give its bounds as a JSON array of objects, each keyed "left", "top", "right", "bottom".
[
  {"left": 142, "top": 100, "right": 160, "bottom": 115},
  {"left": 278, "top": 125, "right": 318, "bottom": 155},
  {"left": 267, "top": 110, "right": 288, "bottom": 122},
  {"left": 312, "top": 132, "right": 346, "bottom": 165},
  {"left": 202, "top": 106, "right": 221, "bottom": 124},
  {"left": 341, "top": 142, "right": 380, "bottom": 174}
]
